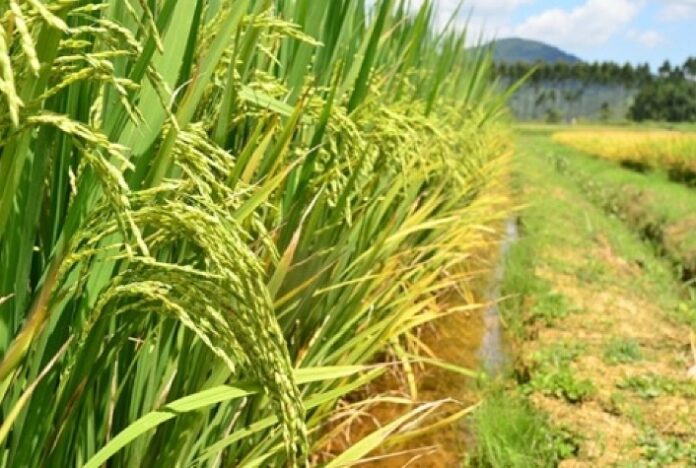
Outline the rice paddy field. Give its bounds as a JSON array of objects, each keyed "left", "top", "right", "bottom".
[
  {"left": 0, "top": 0, "right": 515, "bottom": 466},
  {"left": 553, "top": 128, "right": 696, "bottom": 185},
  {"left": 1, "top": 1, "right": 695, "bottom": 467}
]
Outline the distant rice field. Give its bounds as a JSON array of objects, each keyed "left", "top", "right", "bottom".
[{"left": 553, "top": 129, "right": 696, "bottom": 183}]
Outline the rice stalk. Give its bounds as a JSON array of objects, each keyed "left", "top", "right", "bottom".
[{"left": 0, "top": 1, "right": 511, "bottom": 466}]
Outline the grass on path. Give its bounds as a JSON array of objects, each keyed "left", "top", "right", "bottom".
[
  {"left": 474, "top": 131, "right": 696, "bottom": 466},
  {"left": 539, "top": 132, "right": 696, "bottom": 286}
]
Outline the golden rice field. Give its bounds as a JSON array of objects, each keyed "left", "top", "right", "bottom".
[{"left": 553, "top": 129, "right": 696, "bottom": 181}]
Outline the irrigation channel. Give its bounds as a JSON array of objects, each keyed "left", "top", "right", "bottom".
[
  {"left": 338, "top": 217, "right": 521, "bottom": 467},
  {"left": 477, "top": 217, "right": 518, "bottom": 376}
]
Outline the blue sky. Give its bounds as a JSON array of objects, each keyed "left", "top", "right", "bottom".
[{"left": 423, "top": 0, "right": 696, "bottom": 70}]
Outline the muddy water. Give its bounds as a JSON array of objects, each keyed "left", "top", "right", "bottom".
[{"left": 477, "top": 217, "right": 519, "bottom": 376}]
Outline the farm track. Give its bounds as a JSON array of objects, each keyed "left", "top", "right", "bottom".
[
  {"left": 548, "top": 143, "right": 696, "bottom": 284},
  {"left": 507, "top": 133, "right": 696, "bottom": 466}
]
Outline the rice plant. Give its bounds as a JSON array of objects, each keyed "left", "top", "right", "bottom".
[
  {"left": 553, "top": 129, "right": 696, "bottom": 182},
  {"left": 0, "top": 0, "right": 510, "bottom": 465}
]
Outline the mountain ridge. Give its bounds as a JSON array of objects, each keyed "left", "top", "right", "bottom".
[{"left": 490, "top": 38, "right": 582, "bottom": 64}]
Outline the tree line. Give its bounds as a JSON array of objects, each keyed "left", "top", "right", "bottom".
[
  {"left": 630, "top": 59, "right": 696, "bottom": 122},
  {"left": 494, "top": 58, "right": 696, "bottom": 122},
  {"left": 494, "top": 61, "right": 653, "bottom": 85}
]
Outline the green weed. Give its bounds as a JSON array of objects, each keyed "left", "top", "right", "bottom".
[
  {"left": 531, "top": 342, "right": 587, "bottom": 368},
  {"left": 531, "top": 292, "right": 572, "bottom": 327},
  {"left": 527, "top": 366, "right": 596, "bottom": 403},
  {"left": 602, "top": 338, "right": 643, "bottom": 365},
  {"left": 617, "top": 374, "right": 696, "bottom": 400},
  {"left": 468, "top": 392, "right": 579, "bottom": 467},
  {"left": 637, "top": 431, "right": 696, "bottom": 467},
  {"left": 677, "top": 297, "right": 696, "bottom": 328},
  {"left": 500, "top": 241, "right": 573, "bottom": 334},
  {"left": 525, "top": 342, "right": 594, "bottom": 403}
]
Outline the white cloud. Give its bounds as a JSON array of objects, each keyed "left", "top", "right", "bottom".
[
  {"left": 409, "top": 0, "right": 533, "bottom": 16},
  {"left": 657, "top": 0, "right": 696, "bottom": 20},
  {"left": 627, "top": 29, "right": 666, "bottom": 48},
  {"left": 403, "top": 0, "right": 534, "bottom": 39},
  {"left": 513, "top": 0, "right": 641, "bottom": 49},
  {"left": 462, "top": 0, "right": 535, "bottom": 14}
]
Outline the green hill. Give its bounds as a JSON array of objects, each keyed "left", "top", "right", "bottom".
[{"left": 491, "top": 38, "right": 582, "bottom": 64}]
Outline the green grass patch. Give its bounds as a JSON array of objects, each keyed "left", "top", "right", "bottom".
[
  {"left": 500, "top": 217, "right": 575, "bottom": 336},
  {"left": 526, "top": 366, "right": 596, "bottom": 404},
  {"left": 525, "top": 342, "right": 595, "bottom": 403},
  {"left": 531, "top": 342, "right": 587, "bottom": 368},
  {"left": 617, "top": 374, "right": 696, "bottom": 400},
  {"left": 468, "top": 392, "right": 579, "bottom": 467},
  {"left": 636, "top": 431, "right": 696, "bottom": 467},
  {"left": 602, "top": 338, "right": 643, "bottom": 365}
]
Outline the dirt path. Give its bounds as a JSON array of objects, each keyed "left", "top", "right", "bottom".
[{"left": 511, "top": 134, "right": 696, "bottom": 466}]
